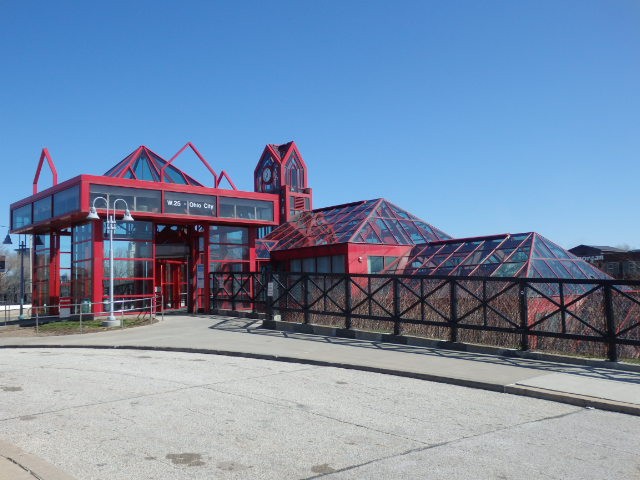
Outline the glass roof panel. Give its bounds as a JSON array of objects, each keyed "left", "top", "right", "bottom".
[
  {"left": 500, "top": 234, "right": 530, "bottom": 250},
  {"left": 471, "top": 263, "right": 500, "bottom": 276},
  {"left": 492, "top": 262, "right": 525, "bottom": 277},
  {"left": 510, "top": 247, "right": 531, "bottom": 263},
  {"left": 532, "top": 259, "right": 556, "bottom": 279},
  {"left": 533, "top": 238, "right": 555, "bottom": 259},
  {"left": 541, "top": 238, "right": 572, "bottom": 259},
  {"left": 546, "top": 260, "right": 572, "bottom": 279},
  {"left": 560, "top": 260, "right": 588, "bottom": 279}
]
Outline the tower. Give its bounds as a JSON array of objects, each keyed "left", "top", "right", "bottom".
[{"left": 254, "top": 141, "right": 312, "bottom": 223}]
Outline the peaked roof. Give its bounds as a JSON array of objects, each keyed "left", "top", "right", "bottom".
[
  {"left": 268, "top": 142, "right": 294, "bottom": 161},
  {"left": 264, "top": 198, "right": 451, "bottom": 251},
  {"left": 104, "top": 146, "right": 204, "bottom": 186},
  {"left": 389, "top": 232, "right": 611, "bottom": 280}
]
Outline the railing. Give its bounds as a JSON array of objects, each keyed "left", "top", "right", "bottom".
[
  {"left": 210, "top": 271, "right": 640, "bottom": 362},
  {"left": 0, "top": 296, "right": 160, "bottom": 333}
]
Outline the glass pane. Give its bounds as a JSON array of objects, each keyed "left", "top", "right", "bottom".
[
  {"left": 302, "top": 258, "right": 315, "bottom": 273},
  {"left": 12, "top": 204, "right": 32, "bottom": 228},
  {"left": 317, "top": 256, "right": 331, "bottom": 273},
  {"left": 368, "top": 256, "right": 384, "bottom": 273},
  {"left": 492, "top": 262, "right": 525, "bottom": 277},
  {"left": 533, "top": 259, "right": 556, "bottom": 279},
  {"left": 53, "top": 185, "right": 80, "bottom": 216},
  {"left": 331, "top": 255, "right": 345, "bottom": 273},
  {"left": 103, "top": 260, "right": 153, "bottom": 278},
  {"left": 33, "top": 196, "right": 52, "bottom": 222}
]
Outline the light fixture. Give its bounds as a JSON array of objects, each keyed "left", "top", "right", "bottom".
[
  {"left": 86, "top": 206, "right": 100, "bottom": 220},
  {"left": 122, "top": 209, "right": 134, "bottom": 222},
  {"left": 86, "top": 196, "right": 134, "bottom": 327}
]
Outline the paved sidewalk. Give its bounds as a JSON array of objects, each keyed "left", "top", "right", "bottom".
[{"left": 1, "top": 315, "right": 639, "bottom": 416}]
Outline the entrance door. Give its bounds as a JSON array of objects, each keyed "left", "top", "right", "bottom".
[{"left": 156, "top": 259, "right": 188, "bottom": 310}]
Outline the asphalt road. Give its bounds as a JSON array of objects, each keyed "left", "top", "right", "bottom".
[{"left": 0, "top": 348, "right": 638, "bottom": 480}]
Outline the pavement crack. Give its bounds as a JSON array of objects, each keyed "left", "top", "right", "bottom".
[{"left": 302, "top": 408, "right": 586, "bottom": 479}]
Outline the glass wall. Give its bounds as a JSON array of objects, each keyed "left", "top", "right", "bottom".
[
  {"left": 219, "top": 197, "right": 273, "bottom": 221},
  {"left": 33, "top": 234, "right": 50, "bottom": 311},
  {"left": 72, "top": 223, "right": 93, "bottom": 312},
  {"left": 33, "top": 197, "right": 52, "bottom": 223},
  {"left": 103, "top": 221, "right": 154, "bottom": 307},
  {"left": 11, "top": 204, "right": 31, "bottom": 229},
  {"left": 209, "top": 226, "right": 249, "bottom": 272},
  {"left": 290, "top": 255, "right": 345, "bottom": 274},
  {"left": 90, "top": 185, "right": 161, "bottom": 213},
  {"left": 59, "top": 230, "right": 72, "bottom": 298},
  {"left": 53, "top": 185, "right": 80, "bottom": 216}
]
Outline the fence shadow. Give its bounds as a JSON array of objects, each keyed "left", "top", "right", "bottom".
[{"left": 207, "top": 317, "right": 640, "bottom": 385}]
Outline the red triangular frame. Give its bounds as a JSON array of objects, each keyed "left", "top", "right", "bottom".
[{"left": 33, "top": 148, "right": 59, "bottom": 194}]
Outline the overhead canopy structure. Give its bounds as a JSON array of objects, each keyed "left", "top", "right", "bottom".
[
  {"left": 389, "top": 232, "right": 610, "bottom": 280},
  {"left": 262, "top": 198, "right": 451, "bottom": 253}
]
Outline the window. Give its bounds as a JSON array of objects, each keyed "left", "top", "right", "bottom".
[
  {"left": 90, "top": 185, "right": 161, "bottom": 213},
  {"left": 53, "top": 185, "right": 80, "bottom": 216},
  {"left": 210, "top": 226, "right": 250, "bottom": 272},
  {"left": 33, "top": 197, "right": 52, "bottom": 222},
  {"left": 219, "top": 197, "right": 274, "bottom": 221},
  {"left": 72, "top": 223, "right": 93, "bottom": 312},
  {"left": 102, "top": 221, "right": 154, "bottom": 302},
  {"left": 367, "top": 256, "right": 398, "bottom": 274},
  {"left": 289, "top": 255, "right": 345, "bottom": 274},
  {"left": 11, "top": 204, "right": 32, "bottom": 228}
]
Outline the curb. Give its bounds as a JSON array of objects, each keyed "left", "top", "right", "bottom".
[
  {"left": 3, "top": 343, "right": 639, "bottom": 417},
  {"left": 0, "top": 439, "right": 76, "bottom": 480}
]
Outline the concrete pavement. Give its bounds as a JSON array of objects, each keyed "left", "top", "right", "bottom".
[
  {"left": 1, "top": 314, "right": 639, "bottom": 416},
  {"left": 2, "top": 348, "right": 639, "bottom": 480}
]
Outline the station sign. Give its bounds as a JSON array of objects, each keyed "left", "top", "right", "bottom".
[{"left": 164, "top": 192, "right": 216, "bottom": 217}]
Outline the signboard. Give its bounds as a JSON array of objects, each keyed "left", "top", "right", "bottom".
[
  {"left": 267, "top": 282, "right": 274, "bottom": 297},
  {"left": 164, "top": 192, "right": 216, "bottom": 217},
  {"left": 196, "top": 264, "right": 205, "bottom": 289}
]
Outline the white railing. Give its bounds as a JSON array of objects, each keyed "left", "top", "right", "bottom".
[{"left": 15, "top": 296, "right": 162, "bottom": 334}]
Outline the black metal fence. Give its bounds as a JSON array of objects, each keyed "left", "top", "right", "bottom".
[{"left": 210, "top": 271, "right": 640, "bottom": 362}]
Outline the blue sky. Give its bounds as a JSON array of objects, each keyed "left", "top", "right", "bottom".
[{"left": 1, "top": 1, "right": 638, "bottom": 249}]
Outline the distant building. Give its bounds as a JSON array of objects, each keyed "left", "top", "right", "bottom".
[{"left": 568, "top": 245, "right": 640, "bottom": 280}]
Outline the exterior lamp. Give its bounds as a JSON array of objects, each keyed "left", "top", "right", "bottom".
[
  {"left": 86, "top": 197, "right": 134, "bottom": 327},
  {"left": 2, "top": 229, "right": 28, "bottom": 320}
]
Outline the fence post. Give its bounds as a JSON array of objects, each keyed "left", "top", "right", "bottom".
[
  {"left": 393, "top": 277, "right": 401, "bottom": 336},
  {"left": 519, "top": 279, "right": 529, "bottom": 351},
  {"left": 603, "top": 284, "right": 618, "bottom": 362},
  {"left": 449, "top": 279, "right": 458, "bottom": 343},
  {"left": 303, "top": 274, "right": 310, "bottom": 324},
  {"left": 266, "top": 271, "right": 274, "bottom": 321},
  {"left": 231, "top": 274, "right": 236, "bottom": 311},
  {"left": 344, "top": 275, "right": 352, "bottom": 330},
  {"left": 79, "top": 308, "right": 83, "bottom": 334},
  {"left": 35, "top": 308, "right": 39, "bottom": 334}
]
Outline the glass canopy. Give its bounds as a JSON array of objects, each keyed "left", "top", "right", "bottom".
[
  {"left": 388, "top": 232, "right": 610, "bottom": 280},
  {"left": 263, "top": 198, "right": 451, "bottom": 252}
]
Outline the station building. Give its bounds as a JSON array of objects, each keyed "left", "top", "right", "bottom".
[{"left": 9, "top": 140, "right": 610, "bottom": 315}]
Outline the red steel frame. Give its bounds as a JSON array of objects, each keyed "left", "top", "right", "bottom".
[{"left": 11, "top": 152, "right": 284, "bottom": 314}]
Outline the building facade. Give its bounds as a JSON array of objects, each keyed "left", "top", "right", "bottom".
[
  {"left": 569, "top": 245, "right": 640, "bottom": 280},
  {"left": 9, "top": 140, "right": 613, "bottom": 316},
  {"left": 9, "top": 142, "right": 311, "bottom": 314}
]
